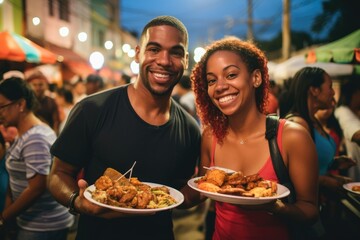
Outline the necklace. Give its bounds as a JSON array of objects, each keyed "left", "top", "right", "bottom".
[{"left": 239, "top": 132, "right": 265, "bottom": 144}]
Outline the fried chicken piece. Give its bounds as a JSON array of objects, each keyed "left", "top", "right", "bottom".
[
  {"left": 218, "top": 187, "right": 246, "bottom": 196},
  {"left": 136, "top": 188, "right": 153, "bottom": 209},
  {"left": 129, "top": 177, "right": 142, "bottom": 185},
  {"left": 205, "top": 169, "right": 227, "bottom": 186},
  {"left": 95, "top": 175, "right": 113, "bottom": 191},
  {"left": 247, "top": 187, "right": 275, "bottom": 197},
  {"left": 352, "top": 185, "right": 360, "bottom": 192},
  {"left": 103, "top": 168, "right": 123, "bottom": 181},
  {"left": 198, "top": 182, "right": 221, "bottom": 192},
  {"left": 226, "top": 171, "right": 245, "bottom": 185},
  {"left": 242, "top": 173, "right": 262, "bottom": 185},
  {"left": 118, "top": 186, "right": 137, "bottom": 203}
]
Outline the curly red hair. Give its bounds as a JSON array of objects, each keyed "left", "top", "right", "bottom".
[{"left": 191, "top": 36, "right": 270, "bottom": 142}]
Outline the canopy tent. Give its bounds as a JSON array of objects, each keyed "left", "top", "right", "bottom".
[
  {"left": 270, "top": 55, "right": 354, "bottom": 84},
  {"left": 0, "top": 31, "right": 57, "bottom": 64},
  {"left": 305, "top": 29, "right": 360, "bottom": 74}
]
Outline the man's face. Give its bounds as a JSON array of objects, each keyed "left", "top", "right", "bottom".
[
  {"left": 28, "top": 78, "right": 48, "bottom": 98},
  {"left": 135, "top": 25, "right": 189, "bottom": 96}
]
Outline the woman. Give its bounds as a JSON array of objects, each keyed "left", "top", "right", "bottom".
[
  {"left": 0, "top": 77, "right": 73, "bottom": 240},
  {"left": 286, "top": 67, "right": 355, "bottom": 237},
  {"left": 191, "top": 36, "right": 319, "bottom": 239}
]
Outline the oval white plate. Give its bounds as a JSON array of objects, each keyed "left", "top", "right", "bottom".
[
  {"left": 204, "top": 166, "right": 236, "bottom": 174},
  {"left": 84, "top": 182, "right": 184, "bottom": 214},
  {"left": 188, "top": 177, "right": 290, "bottom": 205},
  {"left": 343, "top": 182, "right": 360, "bottom": 195}
]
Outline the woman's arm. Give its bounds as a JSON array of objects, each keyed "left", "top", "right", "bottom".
[
  {"left": 2, "top": 174, "right": 46, "bottom": 221},
  {"left": 270, "top": 121, "right": 319, "bottom": 224}
]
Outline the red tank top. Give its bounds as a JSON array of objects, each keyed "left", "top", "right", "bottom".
[{"left": 210, "top": 119, "right": 290, "bottom": 240}]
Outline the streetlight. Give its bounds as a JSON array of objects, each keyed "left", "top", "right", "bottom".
[{"left": 89, "top": 51, "right": 105, "bottom": 72}]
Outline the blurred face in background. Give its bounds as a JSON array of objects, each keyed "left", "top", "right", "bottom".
[
  {"left": 0, "top": 94, "right": 21, "bottom": 127},
  {"left": 73, "top": 81, "right": 86, "bottom": 96},
  {"left": 349, "top": 89, "right": 360, "bottom": 118},
  {"left": 314, "top": 73, "right": 335, "bottom": 110},
  {"left": 28, "top": 78, "right": 48, "bottom": 99},
  {"left": 315, "top": 98, "right": 335, "bottom": 122}
]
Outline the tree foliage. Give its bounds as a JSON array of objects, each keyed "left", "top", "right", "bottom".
[{"left": 311, "top": 0, "right": 360, "bottom": 41}]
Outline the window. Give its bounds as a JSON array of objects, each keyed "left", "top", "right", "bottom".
[
  {"left": 98, "top": 30, "right": 105, "bottom": 47},
  {"left": 48, "top": 0, "right": 54, "bottom": 16},
  {"left": 58, "top": 0, "right": 69, "bottom": 21}
]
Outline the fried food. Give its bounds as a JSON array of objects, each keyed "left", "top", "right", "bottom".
[
  {"left": 198, "top": 182, "right": 221, "bottom": 192},
  {"left": 103, "top": 168, "right": 123, "bottom": 181},
  {"left": 204, "top": 169, "right": 227, "bottom": 186},
  {"left": 196, "top": 168, "right": 277, "bottom": 198},
  {"left": 352, "top": 185, "right": 360, "bottom": 192},
  {"left": 91, "top": 168, "right": 177, "bottom": 209},
  {"left": 94, "top": 176, "right": 113, "bottom": 190}
]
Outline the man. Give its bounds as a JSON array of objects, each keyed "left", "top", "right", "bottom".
[
  {"left": 85, "top": 74, "right": 104, "bottom": 95},
  {"left": 48, "top": 16, "right": 201, "bottom": 239},
  {"left": 27, "top": 70, "right": 60, "bottom": 134}
]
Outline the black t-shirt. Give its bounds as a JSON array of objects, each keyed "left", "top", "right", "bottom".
[{"left": 51, "top": 85, "right": 201, "bottom": 239}]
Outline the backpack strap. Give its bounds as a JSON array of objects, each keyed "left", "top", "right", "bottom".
[{"left": 265, "top": 114, "right": 295, "bottom": 203}]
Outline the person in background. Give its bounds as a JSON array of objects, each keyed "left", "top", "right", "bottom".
[
  {"left": 85, "top": 74, "right": 104, "bottom": 95},
  {"left": 265, "top": 79, "right": 279, "bottom": 114},
  {"left": 0, "top": 132, "right": 7, "bottom": 212},
  {"left": 0, "top": 125, "right": 17, "bottom": 147},
  {"left": 0, "top": 77, "right": 74, "bottom": 240},
  {"left": 54, "top": 86, "right": 75, "bottom": 133},
  {"left": 190, "top": 36, "right": 319, "bottom": 239},
  {"left": 0, "top": 132, "right": 8, "bottom": 239},
  {"left": 0, "top": 71, "right": 22, "bottom": 147},
  {"left": 315, "top": 98, "right": 344, "bottom": 156},
  {"left": 335, "top": 77, "right": 360, "bottom": 181},
  {"left": 172, "top": 74, "right": 199, "bottom": 123},
  {"left": 278, "top": 77, "right": 294, "bottom": 118},
  {"left": 47, "top": 16, "right": 200, "bottom": 240},
  {"left": 26, "top": 70, "right": 60, "bottom": 135},
  {"left": 71, "top": 77, "right": 87, "bottom": 104},
  {"left": 285, "top": 67, "right": 356, "bottom": 238}
]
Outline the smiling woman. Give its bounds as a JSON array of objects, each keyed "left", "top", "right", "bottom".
[{"left": 190, "top": 36, "right": 319, "bottom": 240}]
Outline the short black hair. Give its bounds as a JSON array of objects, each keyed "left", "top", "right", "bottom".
[
  {"left": 140, "top": 15, "right": 188, "bottom": 48},
  {"left": 178, "top": 75, "right": 191, "bottom": 90},
  {"left": 0, "top": 77, "right": 38, "bottom": 111},
  {"left": 86, "top": 74, "right": 104, "bottom": 89}
]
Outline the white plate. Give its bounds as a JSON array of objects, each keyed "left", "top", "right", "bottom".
[
  {"left": 188, "top": 177, "right": 290, "bottom": 205},
  {"left": 204, "top": 166, "right": 236, "bottom": 174},
  {"left": 84, "top": 182, "right": 184, "bottom": 214},
  {"left": 343, "top": 182, "right": 360, "bottom": 195}
]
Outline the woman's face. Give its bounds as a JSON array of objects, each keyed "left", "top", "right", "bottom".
[
  {"left": 205, "top": 50, "right": 258, "bottom": 116},
  {"left": 315, "top": 99, "right": 335, "bottom": 121},
  {"left": 0, "top": 94, "right": 20, "bottom": 128},
  {"left": 316, "top": 73, "right": 335, "bottom": 110}
]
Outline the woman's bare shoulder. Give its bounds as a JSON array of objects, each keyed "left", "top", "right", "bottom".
[
  {"left": 282, "top": 120, "right": 312, "bottom": 143},
  {"left": 285, "top": 115, "right": 310, "bottom": 132}
]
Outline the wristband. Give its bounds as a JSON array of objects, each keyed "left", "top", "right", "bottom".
[{"left": 68, "top": 191, "right": 79, "bottom": 215}]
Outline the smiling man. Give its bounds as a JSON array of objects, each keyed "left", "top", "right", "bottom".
[{"left": 47, "top": 16, "right": 201, "bottom": 240}]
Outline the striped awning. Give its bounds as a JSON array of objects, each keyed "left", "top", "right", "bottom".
[{"left": 0, "top": 31, "right": 57, "bottom": 64}]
